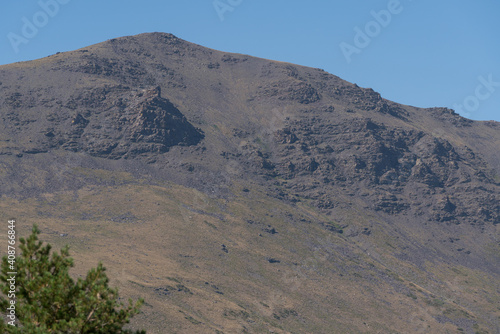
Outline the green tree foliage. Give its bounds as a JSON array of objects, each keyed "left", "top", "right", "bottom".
[{"left": 0, "top": 225, "right": 145, "bottom": 333}]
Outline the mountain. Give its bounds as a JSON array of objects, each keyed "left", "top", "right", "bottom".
[{"left": 0, "top": 32, "right": 498, "bottom": 333}]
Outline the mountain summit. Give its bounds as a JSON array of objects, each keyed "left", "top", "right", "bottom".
[{"left": 0, "top": 32, "right": 499, "bottom": 333}]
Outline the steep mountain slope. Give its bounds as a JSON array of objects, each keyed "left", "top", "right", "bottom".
[{"left": 0, "top": 33, "right": 498, "bottom": 333}]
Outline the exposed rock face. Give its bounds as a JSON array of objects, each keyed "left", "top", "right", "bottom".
[
  {"left": 256, "top": 78, "right": 322, "bottom": 104},
  {"left": 0, "top": 32, "right": 497, "bottom": 227},
  {"left": 53, "top": 86, "right": 203, "bottom": 159},
  {"left": 235, "top": 116, "right": 499, "bottom": 225}
]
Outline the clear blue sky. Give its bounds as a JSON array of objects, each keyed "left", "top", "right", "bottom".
[{"left": 1, "top": 0, "right": 499, "bottom": 121}]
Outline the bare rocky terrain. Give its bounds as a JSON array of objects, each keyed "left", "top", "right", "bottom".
[{"left": 0, "top": 32, "right": 499, "bottom": 333}]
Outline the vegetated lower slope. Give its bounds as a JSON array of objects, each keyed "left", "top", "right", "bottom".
[{"left": 0, "top": 32, "right": 498, "bottom": 333}]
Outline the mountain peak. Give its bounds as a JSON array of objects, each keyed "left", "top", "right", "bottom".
[{"left": 0, "top": 33, "right": 498, "bottom": 333}]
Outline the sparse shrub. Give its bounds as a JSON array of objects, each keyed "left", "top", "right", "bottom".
[
  {"left": 407, "top": 293, "right": 417, "bottom": 300},
  {"left": 425, "top": 298, "right": 445, "bottom": 307}
]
